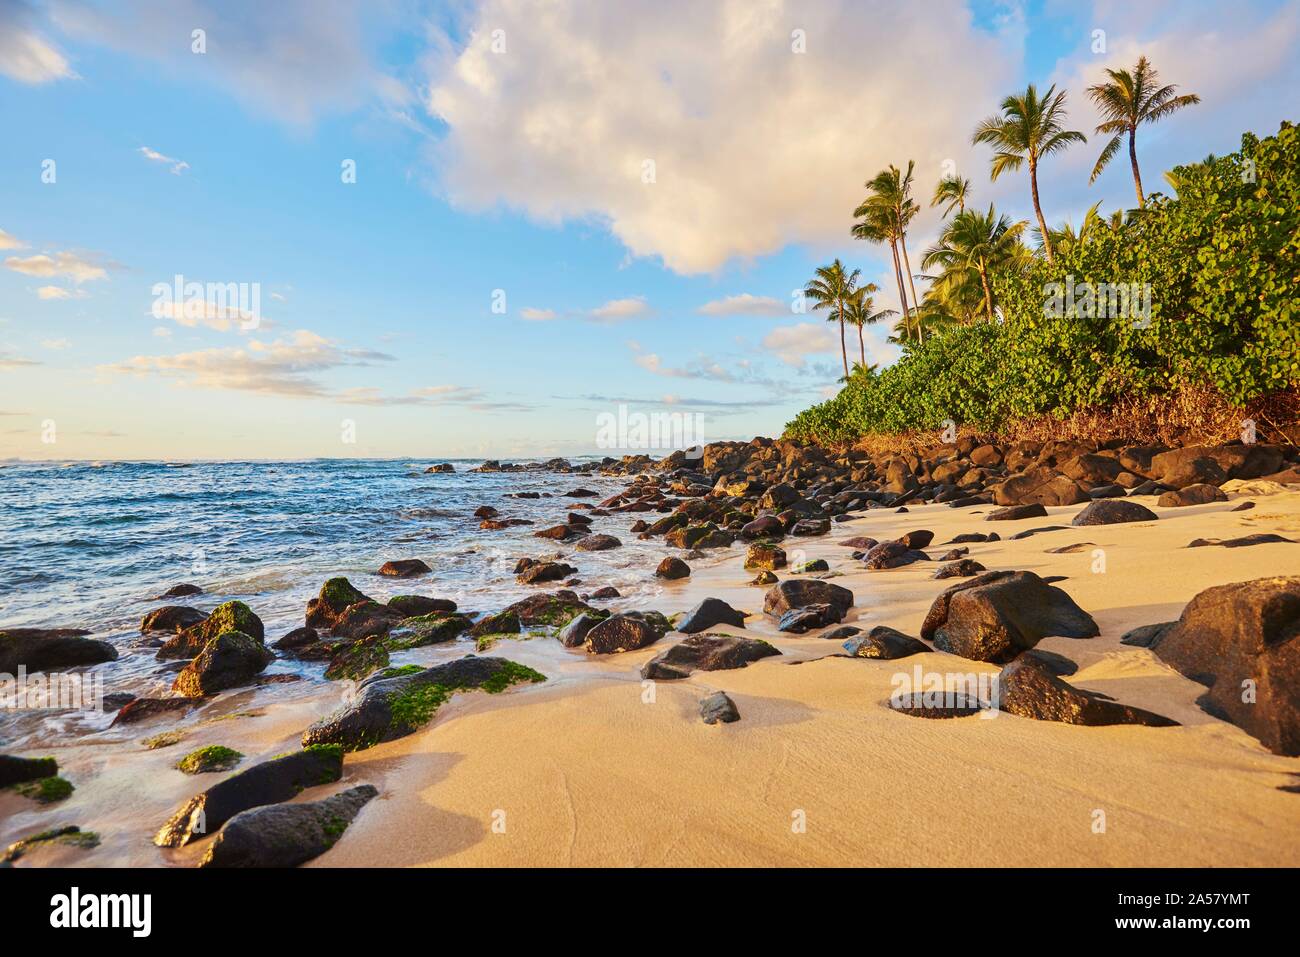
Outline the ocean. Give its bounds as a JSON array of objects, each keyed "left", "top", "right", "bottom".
[{"left": 0, "top": 458, "right": 670, "bottom": 746}]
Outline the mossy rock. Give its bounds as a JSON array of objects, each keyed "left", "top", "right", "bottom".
[
  {"left": 176, "top": 745, "right": 244, "bottom": 775},
  {"left": 324, "top": 636, "right": 390, "bottom": 681},
  {"left": 10, "top": 776, "right": 74, "bottom": 804},
  {"left": 385, "top": 613, "right": 472, "bottom": 650},
  {"left": 142, "top": 730, "right": 186, "bottom": 750},
  {"left": 370, "top": 664, "right": 424, "bottom": 681},
  {"left": 3, "top": 825, "right": 99, "bottom": 863},
  {"left": 303, "top": 656, "right": 547, "bottom": 752},
  {"left": 159, "top": 601, "right": 265, "bottom": 659}
]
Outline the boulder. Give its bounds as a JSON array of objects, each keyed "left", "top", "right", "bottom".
[
  {"left": 1071, "top": 499, "right": 1159, "bottom": 525},
  {"left": 386, "top": 595, "right": 457, "bottom": 617},
  {"left": 157, "top": 583, "right": 203, "bottom": 598},
  {"left": 574, "top": 534, "right": 622, "bottom": 551},
  {"left": 763, "top": 579, "right": 854, "bottom": 621},
  {"left": 993, "top": 468, "right": 1088, "bottom": 507},
  {"left": 0, "top": 754, "right": 58, "bottom": 788},
  {"left": 898, "top": 529, "right": 934, "bottom": 549},
  {"left": 501, "top": 591, "right": 593, "bottom": 626},
  {"left": 985, "top": 503, "right": 1048, "bottom": 521},
  {"left": 0, "top": 629, "right": 117, "bottom": 674},
  {"left": 744, "top": 544, "right": 786, "bottom": 570},
  {"left": 516, "top": 560, "right": 577, "bottom": 585},
  {"left": 141, "top": 606, "right": 208, "bottom": 633},
  {"left": 306, "top": 578, "right": 374, "bottom": 631},
  {"left": 933, "top": 559, "right": 986, "bottom": 579},
  {"left": 640, "top": 634, "right": 780, "bottom": 680},
  {"left": 199, "top": 784, "right": 378, "bottom": 868},
  {"left": 863, "top": 541, "right": 928, "bottom": 569},
  {"left": 777, "top": 605, "right": 841, "bottom": 633},
  {"left": 655, "top": 557, "right": 691, "bottom": 580},
  {"left": 584, "top": 614, "right": 664, "bottom": 654},
  {"left": 384, "top": 613, "right": 472, "bottom": 648},
  {"left": 842, "top": 626, "right": 929, "bottom": 659},
  {"left": 1143, "top": 576, "right": 1300, "bottom": 755},
  {"left": 920, "top": 570, "right": 1099, "bottom": 663},
  {"left": 155, "top": 747, "right": 345, "bottom": 847},
  {"left": 700, "top": 692, "right": 740, "bottom": 725},
  {"left": 329, "top": 601, "right": 404, "bottom": 640},
  {"left": 558, "top": 612, "right": 609, "bottom": 648},
  {"left": 1157, "top": 483, "right": 1229, "bottom": 507},
  {"left": 172, "top": 632, "right": 274, "bottom": 697},
  {"left": 1187, "top": 533, "right": 1296, "bottom": 549},
  {"left": 302, "top": 656, "right": 545, "bottom": 751},
  {"left": 676, "top": 598, "right": 747, "bottom": 634},
  {"left": 740, "top": 515, "right": 785, "bottom": 540},
  {"left": 378, "top": 559, "right": 431, "bottom": 578},
  {"left": 467, "top": 610, "right": 521, "bottom": 638},
  {"left": 994, "top": 657, "right": 1177, "bottom": 727}
]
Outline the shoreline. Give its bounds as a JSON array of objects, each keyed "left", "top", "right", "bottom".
[{"left": 5, "top": 466, "right": 1300, "bottom": 866}]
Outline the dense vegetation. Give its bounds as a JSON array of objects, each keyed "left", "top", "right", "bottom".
[{"left": 786, "top": 116, "right": 1299, "bottom": 442}]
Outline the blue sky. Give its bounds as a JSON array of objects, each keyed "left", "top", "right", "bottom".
[{"left": 2, "top": 0, "right": 1297, "bottom": 460}]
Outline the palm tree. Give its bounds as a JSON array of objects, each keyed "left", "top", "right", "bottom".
[
  {"left": 850, "top": 206, "right": 911, "bottom": 339},
  {"left": 921, "top": 205, "right": 1027, "bottom": 323},
  {"left": 1087, "top": 55, "right": 1200, "bottom": 207},
  {"left": 972, "top": 83, "right": 1086, "bottom": 262},
  {"left": 1032, "top": 200, "right": 1105, "bottom": 256},
  {"left": 803, "top": 259, "right": 860, "bottom": 378},
  {"left": 842, "top": 284, "right": 896, "bottom": 369},
  {"left": 931, "top": 174, "right": 971, "bottom": 217},
  {"left": 857, "top": 163, "right": 923, "bottom": 340}
]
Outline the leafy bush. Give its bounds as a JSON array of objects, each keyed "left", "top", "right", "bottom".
[{"left": 786, "top": 121, "right": 1299, "bottom": 442}]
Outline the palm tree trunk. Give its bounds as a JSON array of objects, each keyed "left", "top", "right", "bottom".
[
  {"left": 899, "top": 230, "right": 922, "bottom": 343},
  {"left": 858, "top": 324, "right": 866, "bottom": 369},
  {"left": 978, "top": 259, "right": 995, "bottom": 322},
  {"left": 888, "top": 241, "right": 910, "bottom": 339},
  {"left": 1029, "top": 158, "right": 1053, "bottom": 262},
  {"left": 838, "top": 317, "right": 849, "bottom": 378},
  {"left": 1128, "top": 127, "right": 1145, "bottom": 208}
]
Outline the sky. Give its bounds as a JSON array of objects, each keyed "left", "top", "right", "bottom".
[{"left": 1, "top": 0, "right": 1297, "bottom": 461}]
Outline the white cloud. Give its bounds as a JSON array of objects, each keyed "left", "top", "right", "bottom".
[
  {"left": 36, "top": 285, "right": 86, "bottom": 300},
  {"left": 152, "top": 326, "right": 173, "bottom": 338},
  {"left": 104, "top": 329, "right": 393, "bottom": 397},
  {"left": 520, "top": 306, "right": 557, "bottom": 321},
  {"left": 151, "top": 299, "right": 265, "bottom": 333},
  {"left": 138, "top": 146, "right": 190, "bottom": 175},
  {"left": 5, "top": 252, "right": 109, "bottom": 284},
  {"left": 760, "top": 322, "right": 840, "bottom": 367},
  {"left": 588, "top": 297, "right": 650, "bottom": 322},
  {"left": 697, "top": 293, "right": 790, "bottom": 317},
  {"left": 0, "top": 1, "right": 76, "bottom": 84},
  {"left": 0, "top": 229, "right": 25, "bottom": 251},
  {"left": 41, "top": 337, "right": 69, "bottom": 350},
  {"left": 0, "top": 350, "right": 41, "bottom": 370},
  {"left": 425, "top": 0, "right": 1012, "bottom": 273},
  {"left": 52, "top": 0, "right": 403, "bottom": 125}
]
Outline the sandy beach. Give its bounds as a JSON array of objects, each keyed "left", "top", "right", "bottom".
[{"left": 9, "top": 479, "right": 1298, "bottom": 868}]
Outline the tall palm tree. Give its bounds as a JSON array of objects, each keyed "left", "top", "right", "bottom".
[
  {"left": 857, "top": 163, "right": 923, "bottom": 340},
  {"left": 803, "top": 259, "right": 860, "bottom": 378},
  {"left": 1087, "top": 55, "right": 1200, "bottom": 207},
  {"left": 931, "top": 174, "right": 971, "bottom": 217},
  {"left": 972, "top": 83, "right": 1086, "bottom": 262},
  {"left": 851, "top": 206, "right": 912, "bottom": 340},
  {"left": 921, "top": 205, "right": 1027, "bottom": 323},
  {"left": 842, "top": 284, "right": 896, "bottom": 369}
]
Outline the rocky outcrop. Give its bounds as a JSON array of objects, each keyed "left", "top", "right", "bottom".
[
  {"left": 1071, "top": 499, "right": 1158, "bottom": 525},
  {"left": 574, "top": 534, "right": 622, "bottom": 551},
  {"left": 386, "top": 595, "right": 457, "bottom": 617},
  {"left": 921, "top": 570, "right": 1099, "bottom": 663},
  {"left": 378, "top": 559, "right": 431, "bottom": 578},
  {"left": 1157, "top": 483, "right": 1229, "bottom": 507},
  {"left": 306, "top": 578, "right": 374, "bottom": 631},
  {"left": 842, "top": 626, "right": 929, "bottom": 659},
  {"left": 158, "top": 601, "right": 265, "bottom": 659},
  {"left": 0, "top": 754, "right": 58, "bottom": 787},
  {"left": 994, "top": 657, "right": 1177, "bottom": 727},
  {"left": 676, "top": 598, "right": 747, "bottom": 634},
  {"left": 763, "top": 579, "right": 854, "bottom": 622},
  {"left": 584, "top": 614, "right": 666, "bottom": 654},
  {"left": 655, "top": 557, "right": 691, "bottom": 580},
  {"left": 141, "top": 606, "right": 208, "bottom": 633}
]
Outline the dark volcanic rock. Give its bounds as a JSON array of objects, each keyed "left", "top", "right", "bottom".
[
  {"left": 676, "top": 598, "right": 747, "bottom": 634},
  {"left": 501, "top": 591, "right": 593, "bottom": 626},
  {"left": 141, "top": 606, "right": 208, "bottom": 633},
  {"left": 933, "top": 559, "right": 986, "bottom": 579},
  {"left": 1120, "top": 622, "right": 1174, "bottom": 647},
  {"left": 863, "top": 541, "right": 929, "bottom": 570},
  {"left": 700, "top": 692, "right": 740, "bottom": 725},
  {"left": 842, "top": 626, "right": 929, "bottom": 659},
  {"left": 641, "top": 634, "right": 780, "bottom": 680},
  {"left": 155, "top": 747, "right": 345, "bottom": 848},
  {"left": 790, "top": 518, "right": 831, "bottom": 537},
  {"left": 655, "top": 557, "right": 691, "bottom": 580},
  {"left": 1157, "top": 483, "right": 1229, "bottom": 507},
  {"left": 172, "top": 632, "right": 274, "bottom": 697},
  {"left": 516, "top": 560, "right": 578, "bottom": 585},
  {"left": 378, "top": 559, "right": 431, "bottom": 578},
  {"left": 467, "top": 610, "right": 522, "bottom": 638},
  {"left": 898, "top": 529, "right": 934, "bottom": 549},
  {"left": 1143, "top": 576, "right": 1300, "bottom": 755},
  {"left": 986, "top": 503, "right": 1048, "bottom": 521},
  {"left": 157, "top": 600, "right": 267, "bottom": 660},
  {"left": 574, "top": 533, "right": 622, "bottom": 551},
  {"left": 329, "top": 601, "right": 404, "bottom": 640},
  {"left": 1071, "top": 499, "right": 1158, "bottom": 526},
  {"left": 305, "top": 578, "right": 373, "bottom": 631},
  {"left": 838, "top": 536, "right": 879, "bottom": 549},
  {"left": 110, "top": 696, "right": 203, "bottom": 725},
  {"left": 0, "top": 754, "right": 59, "bottom": 787},
  {"left": 584, "top": 614, "right": 664, "bottom": 654},
  {"left": 920, "top": 570, "right": 1099, "bottom": 663},
  {"left": 200, "top": 784, "right": 378, "bottom": 868},
  {"left": 777, "top": 604, "right": 841, "bottom": 633},
  {"left": 994, "top": 657, "right": 1177, "bottom": 727},
  {"left": 0, "top": 629, "right": 117, "bottom": 674},
  {"left": 763, "top": 579, "right": 854, "bottom": 621},
  {"left": 302, "top": 656, "right": 542, "bottom": 751},
  {"left": 158, "top": 583, "right": 203, "bottom": 599},
  {"left": 1187, "top": 533, "right": 1297, "bottom": 548},
  {"left": 993, "top": 468, "right": 1088, "bottom": 507},
  {"left": 558, "top": 612, "right": 609, "bottom": 648},
  {"left": 744, "top": 543, "right": 786, "bottom": 570},
  {"left": 740, "top": 516, "right": 785, "bottom": 540},
  {"left": 384, "top": 612, "right": 472, "bottom": 648},
  {"left": 386, "top": 595, "right": 457, "bottom": 617}
]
